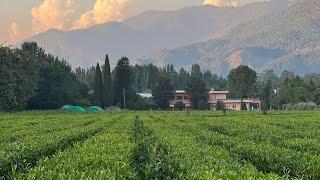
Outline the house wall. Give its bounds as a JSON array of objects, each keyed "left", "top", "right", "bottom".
[
  {"left": 221, "top": 100, "right": 260, "bottom": 111},
  {"left": 225, "top": 102, "right": 242, "bottom": 111},
  {"left": 169, "top": 90, "right": 260, "bottom": 111},
  {"left": 209, "top": 93, "right": 227, "bottom": 101},
  {"left": 209, "top": 93, "right": 227, "bottom": 103},
  {"left": 169, "top": 93, "right": 191, "bottom": 108}
]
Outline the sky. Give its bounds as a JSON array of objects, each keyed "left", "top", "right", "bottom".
[{"left": 0, "top": 0, "right": 264, "bottom": 44}]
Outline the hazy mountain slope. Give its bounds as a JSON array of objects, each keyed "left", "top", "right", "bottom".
[
  {"left": 21, "top": 0, "right": 289, "bottom": 67},
  {"left": 141, "top": 0, "right": 320, "bottom": 76}
]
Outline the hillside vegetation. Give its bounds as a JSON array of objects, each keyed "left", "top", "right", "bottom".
[
  {"left": 142, "top": 0, "right": 320, "bottom": 75},
  {"left": 22, "top": 0, "right": 289, "bottom": 67}
]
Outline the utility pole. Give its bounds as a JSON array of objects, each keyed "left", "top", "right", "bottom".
[{"left": 122, "top": 88, "right": 126, "bottom": 109}]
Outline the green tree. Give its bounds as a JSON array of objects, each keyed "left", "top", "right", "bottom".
[
  {"left": 102, "top": 54, "right": 113, "bottom": 108},
  {"left": 0, "top": 44, "right": 38, "bottom": 112},
  {"left": 132, "top": 64, "right": 160, "bottom": 92},
  {"left": 1, "top": 42, "right": 92, "bottom": 111},
  {"left": 112, "top": 57, "right": 137, "bottom": 108},
  {"left": 191, "top": 64, "right": 202, "bottom": 79},
  {"left": 216, "top": 100, "right": 226, "bottom": 115},
  {"left": 186, "top": 74, "right": 209, "bottom": 110},
  {"left": 28, "top": 56, "right": 87, "bottom": 109},
  {"left": 20, "top": 42, "right": 89, "bottom": 110},
  {"left": 176, "top": 68, "right": 190, "bottom": 90},
  {"left": 260, "top": 80, "right": 272, "bottom": 114},
  {"left": 228, "top": 65, "right": 257, "bottom": 110},
  {"left": 94, "top": 63, "right": 103, "bottom": 106},
  {"left": 0, "top": 68, "right": 18, "bottom": 112},
  {"left": 272, "top": 72, "right": 313, "bottom": 109},
  {"left": 162, "top": 64, "right": 178, "bottom": 88},
  {"left": 314, "top": 87, "right": 320, "bottom": 105},
  {"left": 152, "top": 76, "right": 174, "bottom": 109},
  {"left": 174, "top": 101, "right": 186, "bottom": 111}
]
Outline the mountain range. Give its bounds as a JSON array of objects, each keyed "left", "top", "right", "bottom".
[
  {"left": 137, "top": 0, "right": 320, "bottom": 76},
  {"left": 21, "top": 0, "right": 320, "bottom": 76}
]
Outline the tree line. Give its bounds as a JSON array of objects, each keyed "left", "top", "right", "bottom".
[
  {"left": 89, "top": 57, "right": 227, "bottom": 110},
  {"left": 0, "top": 42, "right": 226, "bottom": 112},
  {"left": 257, "top": 70, "right": 320, "bottom": 110},
  {"left": 226, "top": 66, "right": 320, "bottom": 112},
  {"left": 0, "top": 42, "right": 88, "bottom": 112},
  {"left": 1, "top": 42, "right": 320, "bottom": 112}
]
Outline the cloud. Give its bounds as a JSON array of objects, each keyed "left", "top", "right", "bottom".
[
  {"left": 226, "top": 1, "right": 239, "bottom": 7},
  {"left": 72, "top": 0, "right": 132, "bottom": 29},
  {"left": 31, "top": 0, "right": 76, "bottom": 33},
  {"left": 203, "top": 0, "right": 239, "bottom": 7},
  {"left": 8, "top": 0, "right": 132, "bottom": 43},
  {"left": 9, "top": 22, "right": 22, "bottom": 43},
  {"left": 203, "top": 0, "right": 223, "bottom": 7}
]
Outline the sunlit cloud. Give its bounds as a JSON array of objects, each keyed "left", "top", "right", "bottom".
[
  {"left": 31, "top": 0, "right": 76, "bottom": 33},
  {"left": 8, "top": 0, "right": 132, "bottom": 43},
  {"left": 8, "top": 0, "right": 76, "bottom": 44},
  {"left": 203, "top": 0, "right": 223, "bottom": 7},
  {"left": 72, "top": 0, "right": 132, "bottom": 29},
  {"left": 203, "top": 0, "right": 239, "bottom": 7}
]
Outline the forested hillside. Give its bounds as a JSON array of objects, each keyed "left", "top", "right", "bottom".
[
  {"left": 21, "top": 0, "right": 289, "bottom": 68},
  {"left": 140, "top": 0, "right": 320, "bottom": 76}
]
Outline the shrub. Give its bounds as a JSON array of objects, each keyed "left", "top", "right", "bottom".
[
  {"left": 216, "top": 100, "right": 227, "bottom": 116},
  {"left": 198, "top": 100, "right": 209, "bottom": 110},
  {"left": 283, "top": 102, "right": 318, "bottom": 110},
  {"left": 241, "top": 102, "right": 248, "bottom": 110},
  {"left": 262, "top": 109, "right": 268, "bottom": 115},
  {"left": 105, "top": 106, "right": 121, "bottom": 112},
  {"left": 175, "top": 101, "right": 186, "bottom": 111},
  {"left": 131, "top": 97, "right": 158, "bottom": 111},
  {"left": 216, "top": 101, "right": 226, "bottom": 111}
]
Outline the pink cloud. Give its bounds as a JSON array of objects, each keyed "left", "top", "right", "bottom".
[
  {"left": 72, "top": 0, "right": 132, "bottom": 29},
  {"left": 31, "top": 0, "right": 76, "bottom": 33},
  {"left": 203, "top": 0, "right": 239, "bottom": 7}
]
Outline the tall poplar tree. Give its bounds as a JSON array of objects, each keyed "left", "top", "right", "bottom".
[
  {"left": 94, "top": 63, "right": 103, "bottom": 106},
  {"left": 113, "top": 57, "right": 136, "bottom": 108},
  {"left": 260, "top": 79, "right": 272, "bottom": 114},
  {"left": 102, "top": 54, "right": 112, "bottom": 108}
]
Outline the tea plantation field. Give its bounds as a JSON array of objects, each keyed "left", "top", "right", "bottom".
[{"left": 0, "top": 111, "right": 319, "bottom": 179}]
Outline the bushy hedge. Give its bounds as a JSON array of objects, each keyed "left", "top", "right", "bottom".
[{"left": 282, "top": 102, "right": 319, "bottom": 110}]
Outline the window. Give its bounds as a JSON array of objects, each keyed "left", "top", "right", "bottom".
[
  {"left": 232, "top": 104, "right": 236, "bottom": 109},
  {"left": 177, "top": 96, "right": 183, "bottom": 100},
  {"left": 184, "top": 96, "right": 189, "bottom": 100}
]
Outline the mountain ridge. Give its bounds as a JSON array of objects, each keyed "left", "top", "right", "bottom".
[
  {"left": 20, "top": 0, "right": 290, "bottom": 68},
  {"left": 138, "top": 0, "right": 320, "bottom": 76}
]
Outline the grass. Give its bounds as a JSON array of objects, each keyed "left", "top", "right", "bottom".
[{"left": 0, "top": 110, "right": 319, "bottom": 179}]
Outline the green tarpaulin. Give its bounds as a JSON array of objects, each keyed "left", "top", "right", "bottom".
[
  {"left": 86, "top": 106, "right": 103, "bottom": 112},
  {"left": 65, "top": 106, "right": 86, "bottom": 112}
]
